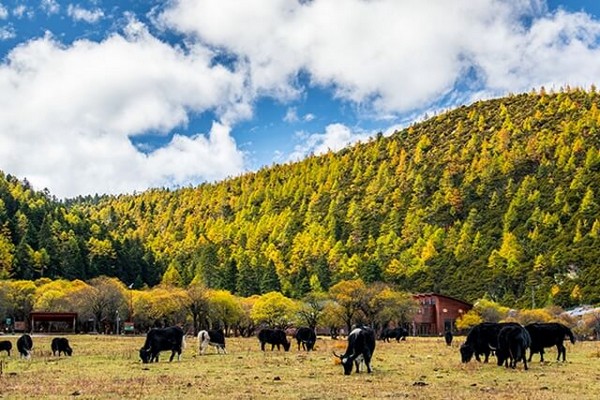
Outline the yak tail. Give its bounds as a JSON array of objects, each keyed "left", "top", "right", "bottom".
[
  {"left": 565, "top": 326, "right": 576, "bottom": 344},
  {"left": 198, "top": 330, "right": 209, "bottom": 344},
  {"left": 182, "top": 334, "right": 187, "bottom": 350}
]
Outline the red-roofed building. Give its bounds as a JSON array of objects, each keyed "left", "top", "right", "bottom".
[
  {"left": 412, "top": 293, "right": 472, "bottom": 336},
  {"left": 29, "top": 312, "right": 78, "bottom": 333}
]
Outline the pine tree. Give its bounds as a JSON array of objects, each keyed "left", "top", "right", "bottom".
[
  {"left": 235, "top": 252, "right": 258, "bottom": 297},
  {"left": 260, "top": 260, "right": 281, "bottom": 294}
]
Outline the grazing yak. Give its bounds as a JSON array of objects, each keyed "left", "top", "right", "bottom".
[
  {"left": 525, "top": 322, "right": 575, "bottom": 362},
  {"left": 294, "top": 327, "right": 316, "bottom": 351},
  {"left": 0, "top": 340, "right": 12, "bottom": 356},
  {"left": 333, "top": 326, "right": 376, "bottom": 375},
  {"left": 258, "top": 328, "right": 290, "bottom": 351},
  {"left": 51, "top": 337, "right": 73, "bottom": 356},
  {"left": 379, "top": 327, "right": 408, "bottom": 342},
  {"left": 198, "top": 329, "right": 227, "bottom": 355},
  {"left": 460, "top": 322, "right": 520, "bottom": 363},
  {"left": 139, "top": 326, "right": 185, "bottom": 363},
  {"left": 17, "top": 334, "right": 33, "bottom": 359},
  {"left": 444, "top": 331, "right": 453, "bottom": 346},
  {"left": 496, "top": 324, "right": 531, "bottom": 370}
]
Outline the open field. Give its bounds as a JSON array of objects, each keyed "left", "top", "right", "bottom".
[{"left": 0, "top": 334, "right": 598, "bottom": 399}]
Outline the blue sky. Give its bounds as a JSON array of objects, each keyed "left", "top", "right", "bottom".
[{"left": 1, "top": 1, "right": 600, "bottom": 198}]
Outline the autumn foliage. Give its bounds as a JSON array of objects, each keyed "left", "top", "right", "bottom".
[{"left": 1, "top": 88, "right": 600, "bottom": 309}]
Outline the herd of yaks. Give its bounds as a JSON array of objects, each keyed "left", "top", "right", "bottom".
[
  {"left": 137, "top": 325, "right": 377, "bottom": 375},
  {"left": 0, "top": 334, "right": 72, "bottom": 358},
  {"left": 136, "top": 321, "right": 577, "bottom": 374},
  {"left": 0, "top": 321, "right": 577, "bottom": 375},
  {"left": 458, "top": 321, "right": 576, "bottom": 370}
]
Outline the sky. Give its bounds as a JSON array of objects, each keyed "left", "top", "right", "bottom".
[{"left": 1, "top": 1, "right": 600, "bottom": 198}]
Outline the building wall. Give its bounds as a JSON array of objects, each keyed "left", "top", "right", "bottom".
[{"left": 412, "top": 294, "right": 471, "bottom": 336}]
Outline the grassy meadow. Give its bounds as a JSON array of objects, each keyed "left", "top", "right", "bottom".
[{"left": 0, "top": 333, "right": 597, "bottom": 399}]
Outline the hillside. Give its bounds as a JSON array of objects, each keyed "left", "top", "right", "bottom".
[{"left": 1, "top": 88, "right": 600, "bottom": 307}]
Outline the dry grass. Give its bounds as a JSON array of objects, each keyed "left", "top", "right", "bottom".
[{"left": 0, "top": 334, "right": 598, "bottom": 399}]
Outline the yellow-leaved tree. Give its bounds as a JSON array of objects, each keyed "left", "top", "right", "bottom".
[
  {"left": 161, "top": 261, "right": 183, "bottom": 287},
  {"left": 206, "top": 289, "right": 243, "bottom": 334},
  {"left": 516, "top": 308, "right": 553, "bottom": 325},
  {"left": 455, "top": 310, "right": 483, "bottom": 331},
  {"left": 146, "top": 285, "right": 189, "bottom": 327},
  {"left": 473, "top": 298, "right": 510, "bottom": 322},
  {"left": 250, "top": 291, "right": 297, "bottom": 329},
  {"left": 79, "top": 276, "right": 128, "bottom": 333},
  {"left": 33, "top": 279, "right": 89, "bottom": 312},
  {"left": 185, "top": 282, "right": 209, "bottom": 334},
  {"left": 328, "top": 279, "right": 366, "bottom": 333},
  {"left": 236, "top": 295, "right": 259, "bottom": 337},
  {"left": 5, "top": 280, "right": 36, "bottom": 322}
]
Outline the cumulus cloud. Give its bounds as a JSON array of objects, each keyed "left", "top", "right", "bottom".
[
  {"left": 2, "top": 1, "right": 600, "bottom": 197},
  {"left": 159, "top": 0, "right": 600, "bottom": 115},
  {"left": 288, "top": 123, "right": 371, "bottom": 162},
  {"left": 471, "top": 10, "right": 600, "bottom": 93},
  {"left": 41, "top": 0, "right": 59, "bottom": 15},
  {"left": 147, "top": 122, "right": 244, "bottom": 187},
  {"left": 67, "top": 4, "right": 104, "bottom": 23},
  {"left": 0, "top": 21, "right": 247, "bottom": 197}
]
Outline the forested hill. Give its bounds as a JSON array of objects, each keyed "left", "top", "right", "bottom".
[{"left": 2, "top": 88, "right": 600, "bottom": 308}]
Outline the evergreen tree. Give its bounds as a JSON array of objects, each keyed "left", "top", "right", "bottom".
[
  {"left": 260, "top": 260, "right": 280, "bottom": 294},
  {"left": 235, "top": 252, "right": 258, "bottom": 297}
]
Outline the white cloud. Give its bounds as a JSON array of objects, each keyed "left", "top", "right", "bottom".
[
  {"left": 0, "top": 21, "right": 248, "bottom": 197},
  {"left": 147, "top": 122, "right": 244, "bottom": 187},
  {"left": 67, "top": 4, "right": 104, "bottom": 23},
  {"left": 0, "top": 4, "right": 8, "bottom": 19},
  {"left": 2, "top": 0, "right": 600, "bottom": 198},
  {"left": 303, "top": 113, "right": 315, "bottom": 122},
  {"left": 13, "top": 5, "right": 32, "bottom": 19},
  {"left": 283, "top": 107, "right": 299, "bottom": 123},
  {"left": 41, "top": 0, "right": 59, "bottom": 15},
  {"left": 288, "top": 123, "right": 371, "bottom": 162},
  {"left": 159, "top": 0, "right": 600, "bottom": 115},
  {"left": 0, "top": 25, "right": 15, "bottom": 40},
  {"left": 471, "top": 10, "right": 600, "bottom": 93},
  {"left": 284, "top": 107, "right": 315, "bottom": 123}
]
